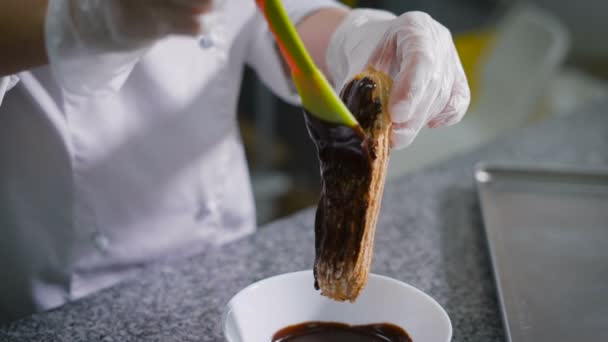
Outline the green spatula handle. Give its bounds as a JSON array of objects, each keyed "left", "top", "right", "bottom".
[{"left": 255, "top": 0, "right": 360, "bottom": 128}]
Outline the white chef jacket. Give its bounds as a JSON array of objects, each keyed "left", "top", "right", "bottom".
[{"left": 0, "top": 0, "right": 343, "bottom": 321}]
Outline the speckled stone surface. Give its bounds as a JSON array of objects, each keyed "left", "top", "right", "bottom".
[{"left": 2, "top": 100, "right": 608, "bottom": 342}]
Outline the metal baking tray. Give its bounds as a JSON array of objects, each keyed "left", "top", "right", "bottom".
[{"left": 475, "top": 163, "right": 608, "bottom": 342}]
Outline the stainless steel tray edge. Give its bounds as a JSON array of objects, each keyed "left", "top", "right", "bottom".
[{"left": 473, "top": 162, "right": 608, "bottom": 342}]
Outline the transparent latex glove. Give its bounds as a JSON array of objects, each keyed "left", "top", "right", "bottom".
[
  {"left": 327, "top": 9, "right": 471, "bottom": 149},
  {"left": 46, "top": 0, "right": 219, "bottom": 95}
]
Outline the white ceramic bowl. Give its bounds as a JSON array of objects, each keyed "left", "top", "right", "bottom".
[{"left": 223, "top": 270, "right": 452, "bottom": 341}]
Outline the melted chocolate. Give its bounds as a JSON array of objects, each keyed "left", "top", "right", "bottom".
[
  {"left": 272, "top": 321, "right": 412, "bottom": 342},
  {"left": 303, "top": 77, "right": 383, "bottom": 290}
]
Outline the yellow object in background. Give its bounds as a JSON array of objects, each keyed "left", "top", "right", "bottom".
[
  {"left": 340, "top": 0, "right": 357, "bottom": 7},
  {"left": 453, "top": 29, "right": 496, "bottom": 108}
]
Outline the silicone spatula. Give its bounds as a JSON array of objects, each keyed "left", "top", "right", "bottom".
[{"left": 255, "top": 0, "right": 360, "bottom": 129}]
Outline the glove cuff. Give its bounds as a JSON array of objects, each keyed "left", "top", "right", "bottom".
[{"left": 326, "top": 8, "right": 396, "bottom": 91}]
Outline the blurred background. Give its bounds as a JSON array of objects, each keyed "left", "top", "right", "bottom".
[{"left": 238, "top": 0, "right": 608, "bottom": 225}]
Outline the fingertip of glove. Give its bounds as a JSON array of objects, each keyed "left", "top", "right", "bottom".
[
  {"left": 389, "top": 100, "right": 414, "bottom": 124},
  {"left": 428, "top": 114, "right": 453, "bottom": 128},
  {"left": 390, "top": 125, "right": 417, "bottom": 150}
]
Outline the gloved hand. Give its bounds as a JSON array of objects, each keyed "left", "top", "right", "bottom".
[
  {"left": 50, "top": 0, "right": 214, "bottom": 51},
  {"left": 327, "top": 9, "right": 471, "bottom": 149},
  {"left": 45, "top": 0, "right": 219, "bottom": 95}
]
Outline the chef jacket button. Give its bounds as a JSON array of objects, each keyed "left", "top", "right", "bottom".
[
  {"left": 199, "top": 35, "right": 214, "bottom": 49},
  {"left": 92, "top": 232, "right": 110, "bottom": 253},
  {"left": 195, "top": 206, "right": 209, "bottom": 222}
]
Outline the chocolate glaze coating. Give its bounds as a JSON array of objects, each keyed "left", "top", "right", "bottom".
[{"left": 303, "top": 77, "right": 383, "bottom": 290}]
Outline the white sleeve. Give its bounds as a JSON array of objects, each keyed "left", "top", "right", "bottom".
[
  {"left": 245, "top": 0, "right": 348, "bottom": 105},
  {"left": 0, "top": 75, "right": 19, "bottom": 107}
]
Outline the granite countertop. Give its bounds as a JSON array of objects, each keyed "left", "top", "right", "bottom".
[{"left": 2, "top": 100, "right": 607, "bottom": 341}]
